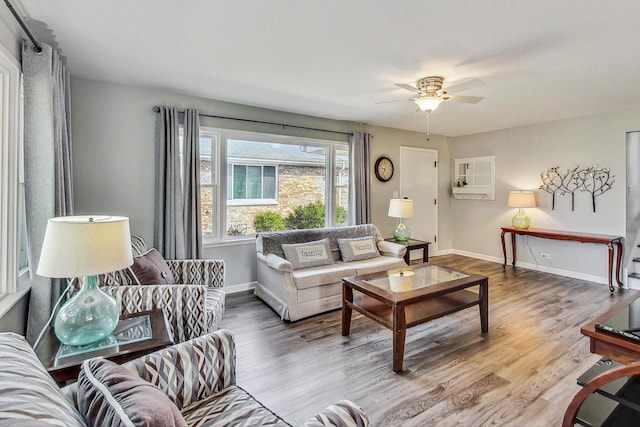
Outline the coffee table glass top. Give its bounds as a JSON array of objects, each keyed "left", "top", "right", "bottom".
[{"left": 365, "top": 265, "right": 469, "bottom": 293}]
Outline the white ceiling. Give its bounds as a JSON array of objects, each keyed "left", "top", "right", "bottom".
[{"left": 16, "top": 0, "right": 640, "bottom": 137}]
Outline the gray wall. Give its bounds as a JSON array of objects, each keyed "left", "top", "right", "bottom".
[
  {"left": 451, "top": 109, "right": 640, "bottom": 285},
  {"left": 73, "top": 78, "right": 440, "bottom": 290}
]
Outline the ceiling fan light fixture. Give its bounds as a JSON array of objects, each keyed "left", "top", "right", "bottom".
[{"left": 415, "top": 95, "right": 443, "bottom": 112}]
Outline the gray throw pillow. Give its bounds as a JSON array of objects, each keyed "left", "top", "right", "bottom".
[
  {"left": 131, "top": 248, "right": 175, "bottom": 285},
  {"left": 282, "top": 238, "right": 334, "bottom": 269},
  {"left": 77, "top": 358, "right": 187, "bottom": 427},
  {"left": 338, "top": 236, "right": 380, "bottom": 262}
]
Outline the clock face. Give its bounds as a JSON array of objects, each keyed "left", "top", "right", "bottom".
[{"left": 375, "top": 157, "right": 394, "bottom": 182}]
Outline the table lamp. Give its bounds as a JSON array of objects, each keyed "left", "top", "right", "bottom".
[
  {"left": 507, "top": 191, "right": 536, "bottom": 229},
  {"left": 37, "top": 215, "right": 133, "bottom": 346},
  {"left": 388, "top": 198, "right": 414, "bottom": 242}
]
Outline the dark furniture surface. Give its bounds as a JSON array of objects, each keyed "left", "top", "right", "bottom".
[
  {"left": 385, "top": 238, "right": 430, "bottom": 264},
  {"left": 581, "top": 291, "right": 640, "bottom": 364},
  {"left": 342, "top": 263, "right": 488, "bottom": 373},
  {"left": 500, "top": 226, "right": 623, "bottom": 292},
  {"left": 36, "top": 309, "right": 173, "bottom": 384}
]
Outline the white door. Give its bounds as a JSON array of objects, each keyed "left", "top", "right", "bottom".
[{"left": 400, "top": 146, "right": 438, "bottom": 256}]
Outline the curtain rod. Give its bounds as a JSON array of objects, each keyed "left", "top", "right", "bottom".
[
  {"left": 3, "top": 0, "right": 42, "bottom": 53},
  {"left": 152, "top": 106, "right": 353, "bottom": 137}
]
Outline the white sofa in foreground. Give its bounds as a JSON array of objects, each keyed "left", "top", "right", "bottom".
[{"left": 255, "top": 224, "right": 407, "bottom": 321}]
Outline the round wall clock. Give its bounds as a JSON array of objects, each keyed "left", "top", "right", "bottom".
[{"left": 374, "top": 156, "right": 394, "bottom": 182}]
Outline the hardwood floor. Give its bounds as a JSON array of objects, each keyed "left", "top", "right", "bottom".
[{"left": 220, "top": 255, "right": 633, "bottom": 426}]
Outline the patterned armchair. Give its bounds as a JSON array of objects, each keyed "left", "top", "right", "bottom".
[{"left": 96, "top": 236, "right": 225, "bottom": 343}]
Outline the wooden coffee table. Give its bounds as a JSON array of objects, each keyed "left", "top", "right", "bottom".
[{"left": 342, "top": 263, "right": 489, "bottom": 373}]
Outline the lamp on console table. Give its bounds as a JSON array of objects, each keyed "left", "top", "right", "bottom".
[
  {"left": 388, "top": 198, "right": 414, "bottom": 242},
  {"left": 507, "top": 191, "right": 536, "bottom": 229},
  {"left": 37, "top": 215, "right": 133, "bottom": 346}
]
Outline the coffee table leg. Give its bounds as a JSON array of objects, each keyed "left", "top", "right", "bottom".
[
  {"left": 392, "top": 304, "right": 406, "bottom": 373},
  {"left": 342, "top": 283, "right": 353, "bottom": 336},
  {"left": 479, "top": 280, "right": 489, "bottom": 333}
]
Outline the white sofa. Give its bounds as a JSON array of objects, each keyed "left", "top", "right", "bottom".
[{"left": 255, "top": 224, "right": 407, "bottom": 321}]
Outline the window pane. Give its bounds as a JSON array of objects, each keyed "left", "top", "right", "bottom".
[
  {"left": 233, "top": 165, "right": 246, "bottom": 199},
  {"left": 264, "top": 166, "right": 276, "bottom": 199},
  {"left": 200, "top": 137, "right": 212, "bottom": 184},
  {"left": 201, "top": 187, "right": 214, "bottom": 236},
  {"left": 18, "top": 183, "right": 28, "bottom": 269},
  {"left": 226, "top": 139, "right": 327, "bottom": 236},
  {"left": 335, "top": 146, "right": 349, "bottom": 225},
  {"left": 246, "top": 166, "right": 262, "bottom": 198}
]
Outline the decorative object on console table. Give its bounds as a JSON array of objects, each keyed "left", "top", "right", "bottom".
[
  {"left": 388, "top": 197, "right": 414, "bottom": 242},
  {"left": 507, "top": 190, "right": 536, "bottom": 229},
  {"left": 37, "top": 215, "right": 134, "bottom": 346}
]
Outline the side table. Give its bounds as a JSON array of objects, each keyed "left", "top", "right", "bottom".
[
  {"left": 36, "top": 309, "right": 174, "bottom": 385},
  {"left": 385, "top": 238, "right": 431, "bottom": 265}
]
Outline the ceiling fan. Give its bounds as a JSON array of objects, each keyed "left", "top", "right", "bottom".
[{"left": 392, "top": 76, "right": 484, "bottom": 112}]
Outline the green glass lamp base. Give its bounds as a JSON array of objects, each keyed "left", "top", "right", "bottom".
[
  {"left": 54, "top": 275, "right": 119, "bottom": 346},
  {"left": 393, "top": 218, "right": 411, "bottom": 242},
  {"left": 512, "top": 208, "right": 531, "bottom": 229}
]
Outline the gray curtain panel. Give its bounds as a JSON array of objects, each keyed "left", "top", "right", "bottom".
[
  {"left": 154, "top": 107, "right": 202, "bottom": 259},
  {"left": 182, "top": 109, "right": 202, "bottom": 259},
  {"left": 154, "top": 106, "right": 185, "bottom": 259},
  {"left": 349, "top": 132, "right": 372, "bottom": 225},
  {"left": 23, "top": 40, "right": 74, "bottom": 343}
]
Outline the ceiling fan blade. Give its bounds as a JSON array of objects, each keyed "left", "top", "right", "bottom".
[
  {"left": 395, "top": 83, "right": 418, "bottom": 92},
  {"left": 447, "top": 95, "right": 484, "bottom": 104},
  {"left": 444, "top": 79, "right": 484, "bottom": 93},
  {"left": 375, "top": 98, "right": 414, "bottom": 104}
]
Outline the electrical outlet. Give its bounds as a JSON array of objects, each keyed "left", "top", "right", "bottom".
[{"left": 541, "top": 253, "right": 551, "bottom": 259}]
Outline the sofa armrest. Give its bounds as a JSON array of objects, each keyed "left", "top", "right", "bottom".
[
  {"left": 103, "top": 284, "right": 208, "bottom": 343},
  {"left": 166, "top": 259, "right": 225, "bottom": 288},
  {"left": 300, "top": 400, "right": 369, "bottom": 427},
  {"left": 261, "top": 253, "right": 294, "bottom": 272},
  {"left": 124, "top": 329, "right": 236, "bottom": 410},
  {"left": 377, "top": 240, "right": 407, "bottom": 258}
]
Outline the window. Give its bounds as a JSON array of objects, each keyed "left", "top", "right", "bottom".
[
  {"left": 228, "top": 164, "right": 276, "bottom": 202},
  {"left": 199, "top": 128, "right": 350, "bottom": 240},
  {"left": 0, "top": 42, "right": 26, "bottom": 302}
]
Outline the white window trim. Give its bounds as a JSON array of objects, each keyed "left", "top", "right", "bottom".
[{"left": 0, "top": 40, "right": 27, "bottom": 311}]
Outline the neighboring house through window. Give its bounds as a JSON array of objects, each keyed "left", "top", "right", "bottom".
[{"left": 197, "top": 128, "right": 350, "bottom": 241}]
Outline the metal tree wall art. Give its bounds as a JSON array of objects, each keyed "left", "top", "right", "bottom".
[
  {"left": 539, "top": 165, "right": 614, "bottom": 212},
  {"left": 578, "top": 166, "right": 615, "bottom": 213}
]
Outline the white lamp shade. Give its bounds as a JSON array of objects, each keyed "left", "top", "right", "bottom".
[
  {"left": 507, "top": 191, "right": 536, "bottom": 208},
  {"left": 37, "top": 215, "right": 134, "bottom": 278},
  {"left": 388, "top": 198, "right": 415, "bottom": 218},
  {"left": 415, "top": 96, "right": 443, "bottom": 112}
]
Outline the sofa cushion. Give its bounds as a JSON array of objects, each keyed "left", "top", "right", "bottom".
[
  {"left": 351, "top": 255, "right": 407, "bottom": 276},
  {"left": 282, "top": 238, "right": 334, "bottom": 269},
  {"left": 131, "top": 248, "right": 176, "bottom": 285},
  {"left": 77, "top": 358, "right": 187, "bottom": 427},
  {"left": 338, "top": 236, "right": 380, "bottom": 262},
  {"left": 292, "top": 262, "right": 358, "bottom": 290},
  {"left": 0, "top": 332, "right": 86, "bottom": 427},
  {"left": 181, "top": 385, "right": 289, "bottom": 427}
]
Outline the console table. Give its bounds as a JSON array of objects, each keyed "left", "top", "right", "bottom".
[{"left": 500, "top": 226, "right": 623, "bottom": 292}]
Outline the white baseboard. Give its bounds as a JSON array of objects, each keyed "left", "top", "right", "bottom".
[
  {"left": 450, "top": 249, "right": 612, "bottom": 287},
  {"left": 226, "top": 281, "right": 257, "bottom": 294}
]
